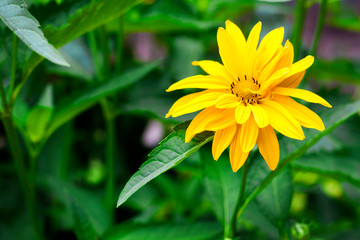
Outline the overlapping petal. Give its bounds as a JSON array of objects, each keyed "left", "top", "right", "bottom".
[
  {"left": 261, "top": 100, "right": 305, "bottom": 140},
  {"left": 212, "top": 125, "right": 236, "bottom": 160},
  {"left": 273, "top": 95, "right": 325, "bottom": 131},
  {"left": 273, "top": 87, "right": 332, "bottom": 108},
  {"left": 166, "top": 75, "right": 230, "bottom": 92},
  {"left": 192, "top": 60, "right": 234, "bottom": 80},
  {"left": 229, "top": 125, "right": 250, "bottom": 172},
  {"left": 240, "top": 115, "right": 259, "bottom": 152}
]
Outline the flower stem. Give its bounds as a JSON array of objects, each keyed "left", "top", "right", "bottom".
[
  {"left": 88, "top": 30, "right": 103, "bottom": 81},
  {"left": 9, "top": 34, "right": 18, "bottom": 99},
  {"left": 0, "top": 78, "right": 42, "bottom": 239},
  {"left": 227, "top": 155, "right": 251, "bottom": 238},
  {"left": 309, "top": 0, "right": 327, "bottom": 57},
  {"left": 292, "top": 0, "right": 306, "bottom": 60}
]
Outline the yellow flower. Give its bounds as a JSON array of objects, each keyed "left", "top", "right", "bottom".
[{"left": 165, "top": 20, "right": 332, "bottom": 172}]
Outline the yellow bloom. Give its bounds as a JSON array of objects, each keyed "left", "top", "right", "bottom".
[{"left": 165, "top": 20, "right": 332, "bottom": 172}]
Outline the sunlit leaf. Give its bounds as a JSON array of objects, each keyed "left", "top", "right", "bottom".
[
  {"left": 117, "top": 122, "right": 213, "bottom": 207},
  {"left": 0, "top": 0, "right": 69, "bottom": 66}
]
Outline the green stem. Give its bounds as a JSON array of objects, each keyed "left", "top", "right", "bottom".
[
  {"left": 309, "top": 0, "right": 327, "bottom": 57},
  {"left": 1, "top": 118, "right": 42, "bottom": 240},
  {"left": 102, "top": 100, "right": 116, "bottom": 224},
  {"left": 227, "top": 154, "right": 251, "bottom": 239},
  {"left": 115, "top": 16, "right": 124, "bottom": 74},
  {"left": 10, "top": 34, "right": 18, "bottom": 100},
  {"left": 292, "top": 0, "right": 306, "bottom": 60}
]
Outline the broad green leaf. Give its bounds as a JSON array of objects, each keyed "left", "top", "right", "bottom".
[
  {"left": 0, "top": 0, "right": 69, "bottom": 66},
  {"left": 202, "top": 150, "right": 242, "bottom": 233},
  {"left": 41, "top": 176, "right": 110, "bottom": 239},
  {"left": 103, "top": 221, "right": 222, "bottom": 240},
  {"left": 23, "top": 0, "right": 144, "bottom": 80},
  {"left": 255, "top": 166, "right": 293, "bottom": 226},
  {"left": 47, "top": 62, "right": 158, "bottom": 137},
  {"left": 293, "top": 149, "right": 360, "bottom": 187},
  {"left": 117, "top": 122, "right": 213, "bottom": 207},
  {"left": 241, "top": 100, "right": 360, "bottom": 217}
]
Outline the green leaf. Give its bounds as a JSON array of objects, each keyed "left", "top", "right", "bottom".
[
  {"left": 293, "top": 149, "right": 360, "bottom": 187},
  {"left": 47, "top": 62, "right": 158, "bottom": 137},
  {"left": 41, "top": 176, "right": 110, "bottom": 240},
  {"left": 103, "top": 221, "right": 222, "bottom": 240},
  {"left": 23, "top": 0, "right": 144, "bottom": 79},
  {"left": 26, "top": 106, "right": 53, "bottom": 143},
  {"left": 201, "top": 150, "right": 241, "bottom": 232},
  {"left": 117, "top": 122, "right": 213, "bottom": 207},
  {"left": 25, "top": 85, "right": 54, "bottom": 143},
  {"left": 241, "top": 100, "right": 360, "bottom": 217},
  {"left": 255, "top": 166, "right": 293, "bottom": 226},
  {"left": 0, "top": 0, "right": 69, "bottom": 66}
]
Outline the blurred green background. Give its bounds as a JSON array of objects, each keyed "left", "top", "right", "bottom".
[{"left": 0, "top": 0, "right": 360, "bottom": 239}]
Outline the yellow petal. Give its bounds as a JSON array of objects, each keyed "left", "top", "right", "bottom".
[
  {"left": 277, "top": 71, "right": 305, "bottom": 88},
  {"left": 256, "top": 27, "right": 284, "bottom": 71},
  {"left": 245, "top": 21, "right": 262, "bottom": 77},
  {"left": 276, "top": 40, "right": 294, "bottom": 69},
  {"left": 240, "top": 114, "right": 259, "bottom": 152},
  {"left": 212, "top": 124, "right": 237, "bottom": 160},
  {"left": 257, "top": 126, "right": 279, "bottom": 170},
  {"left": 215, "top": 94, "right": 240, "bottom": 109},
  {"left": 170, "top": 91, "right": 225, "bottom": 117},
  {"left": 166, "top": 75, "right": 230, "bottom": 92},
  {"left": 166, "top": 90, "right": 208, "bottom": 118},
  {"left": 185, "top": 107, "right": 221, "bottom": 142},
  {"left": 229, "top": 125, "right": 250, "bottom": 172},
  {"left": 192, "top": 60, "right": 233, "bottom": 80},
  {"left": 249, "top": 103, "right": 269, "bottom": 128},
  {"left": 217, "top": 27, "right": 242, "bottom": 79},
  {"left": 225, "top": 20, "right": 246, "bottom": 74},
  {"left": 273, "top": 95, "right": 325, "bottom": 131},
  {"left": 235, "top": 104, "right": 251, "bottom": 124},
  {"left": 273, "top": 87, "right": 332, "bottom": 108},
  {"left": 206, "top": 108, "right": 236, "bottom": 131},
  {"left": 258, "top": 67, "right": 289, "bottom": 92},
  {"left": 261, "top": 100, "right": 305, "bottom": 140}
]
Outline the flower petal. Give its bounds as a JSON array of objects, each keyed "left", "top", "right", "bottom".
[
  {"left": 273, "top": 95, "right": 325, "bottom": 131},
  {"left": 215, "top": 94, "right": 240, "bottom": 109},
  {"left": 235, "top": 104, "right": 251, "bottom": 124},
  {"left": 206, "top": 108, "right": 237, "bottom": 131},
  {"left": 261, "top": 100, "right": 305, "bottom": 140},
  {"left": 273, "top": 87, "right": 332, "bottom": 108},
  {"left": 240, "top": 114, "right": 259, "bottom": 152},
  {"left": 169, "top": 91, "right": 225, "bottom": 117},
  {"left": 257, "top": 126, "right": 279, "bottom": 170},
  {"left": 258, "top": 67, "right": 290, "bottom": 92},
  {"left": 256, "top": 27, "right": 284, "bottom": 71},
  {"left": 212, "top": 124, "right": 237, "bottom": 160},
  {"left": 217, "top": 27, "right": 243, "bottom": 79},
  {"left": 276, "top": 40, "right": 294, "bottom": 69},
  {"left": 185, "top": 107, "right": 222, "bottom": 142},
  {"left": 225, "top": 20, "right": 246, "bottom": 74},
  {"left": 249, "top": 103, "right": 269, "bottom": 128},
  {"left": 277, "top": 71, "right": 305, "bottom": 88},
  {"left": 192, "top": 60, "right": 233, "bottom": 80},
  {"left": 245, "top": 21, "right": 262, "bottom": 76},
  {"left": 229, "top": 125, "right": 250, "bottom": 172},
  {"left": 166, "top": 75, "right": 230, "bottom": 92}
]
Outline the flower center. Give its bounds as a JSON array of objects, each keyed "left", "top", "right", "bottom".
[{"left": 230, "top": 75, "right": 261, "bottom": 105}]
